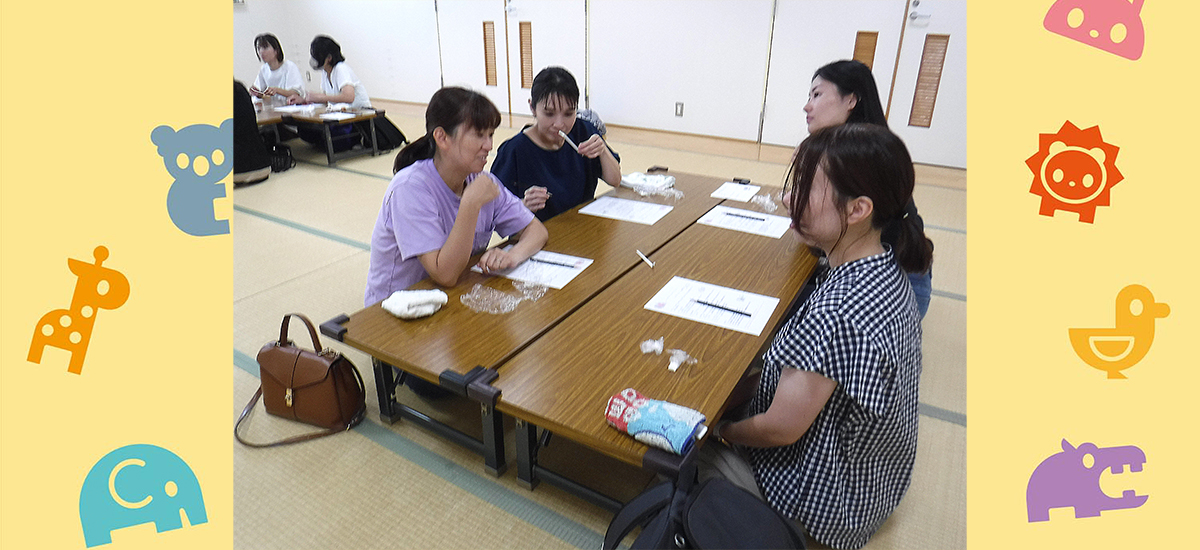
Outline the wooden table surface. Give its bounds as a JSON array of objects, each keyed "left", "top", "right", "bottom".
[
  {"left": 494, "top": 200, "right": 816, "bottom": 467},
  {"left": 341, "top": 172, "right": 730, "bottom": 384}
]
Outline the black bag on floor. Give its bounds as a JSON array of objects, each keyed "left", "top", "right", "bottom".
[
  {"left": 367, "top": 115, "right": 407, "bottom": 152},
  {"left": 604, "top": 477, "right": 806, "bottom": 550},
  {"left": 270, "top": 143, "right": 296, "bottom": 172}
]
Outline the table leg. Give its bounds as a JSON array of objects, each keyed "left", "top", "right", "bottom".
[
  {"left": 481, "top": 403, "right": 507, "bottom": 477},
  {"left": 515, "top": 419, "right": 539, "bottom": 490},
  {"left": 368, "top": 117, "right": 379, "bottom": 156},
  {"left": 372, "top": 359, "right": 402, "bottom": 424},
  {"left": 323, "top": 124, "right": 337, "bottom": 166}
]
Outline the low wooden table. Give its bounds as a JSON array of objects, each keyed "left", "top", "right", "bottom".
[
  {"left": 494, "top": 201, "right": 816, "bottom": 509},
  {"left": 256, "top": 104, "right": 386, "bottom": 166},
  {"left": 322, "top": 172, "right": 731, "bottom": 475}
]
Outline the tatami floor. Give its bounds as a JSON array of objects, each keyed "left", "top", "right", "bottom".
[{"left": 232, "top": 99, "right": 966, "bottom": 549}]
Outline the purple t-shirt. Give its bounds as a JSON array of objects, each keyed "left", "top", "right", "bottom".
[{"left": 365, "top": 159, "right": 534, "bottom": 306}]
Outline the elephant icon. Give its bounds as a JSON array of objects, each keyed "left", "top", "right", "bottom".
[{"left": 79, "top": 444, "right": 207, "bottom": 547}]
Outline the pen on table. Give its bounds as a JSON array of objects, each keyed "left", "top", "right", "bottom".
[
  {"left": 528, "top": 256, "right": 577, "bottom": 268},
  {"left": 636, "top": 249, "right": 655, "bottom": 268},
  {"left": 558, "top": 130, "right": 580, "bottom": 153},
  {"left": 692, "top": 299, "right": 751, "bottom": 317},
  {"left": 724, "top": 211, "right": 766, "bottom": 222}
]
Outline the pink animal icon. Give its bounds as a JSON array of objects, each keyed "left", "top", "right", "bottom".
[
  {"left": 28, "top": 246, "right": 130, "bottom": 375},
  {"left": 1027, "top": 439, "right": 1148, "bottom": 522},
  {"left": 1044, "top": 0, "right": 1146, "bottom": 60}
]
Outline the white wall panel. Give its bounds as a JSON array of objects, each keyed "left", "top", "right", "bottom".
[
  {"left": 502, "top": 0, "right": 587, "bottom": 116},
  {"left": 437, "top": 0, "right": 511, "bottom": 114},
  {"left": 589, "top": 0, "right": 774, "bottom": 141},
  {"left": 760, "top": 0, "right": 906, "bottom": 147}
]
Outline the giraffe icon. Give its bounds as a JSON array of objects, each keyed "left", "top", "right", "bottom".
[{"left": 28, "top": 246, "right": 130, "bottom": 375}]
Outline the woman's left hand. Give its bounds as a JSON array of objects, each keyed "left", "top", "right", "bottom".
[
  {"left": 476, "top": 248, "right": 519, "bottom": 274},
  {"left": 576, "top": 134, "right": 608, "bottom": 159}
]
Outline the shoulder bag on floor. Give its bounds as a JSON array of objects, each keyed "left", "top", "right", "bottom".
[
  {"left": 235, "top": 313, "right": 366, "bottom": 447},
  {"left": 604, "top": 476, "right": 806, "bottom": 549}
]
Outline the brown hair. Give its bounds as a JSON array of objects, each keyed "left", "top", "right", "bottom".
[
  {"left": 393, "top": 87, "right": 502, "bottom": 174},
  {"left": 786, "top": 123, "right": 932, "bottom": 273}
]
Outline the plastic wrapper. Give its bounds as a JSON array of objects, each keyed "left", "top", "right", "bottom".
[
  {"left": 460, "top": 284, "right": 522, "bottom": 314},
  {"left": 640, "top": 337, "right": 665, "bottom": 355},
  {"left": 513, "top": 280, "right": 547, "bottom": 302},
  {"left": 666, "top": 349, "right": 698, "bottom": 372},
  {"left": 750, "top": 194, "right": 779, "bottom": 213},
  {"left": 620, "top": 172, "right": 683, "bottom": 201}
]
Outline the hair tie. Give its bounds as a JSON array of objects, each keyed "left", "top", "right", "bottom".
[{"left": 902, "top": 211, "right": 910, "bottom": 219}]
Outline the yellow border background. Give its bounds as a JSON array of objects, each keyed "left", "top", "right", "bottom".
[{"left": 2, "top": 0, "right": 1196, "bottom": 548}]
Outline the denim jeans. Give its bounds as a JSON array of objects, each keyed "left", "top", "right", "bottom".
[{"left": 908, "top": 269, "right": 932, "bottom": 319}]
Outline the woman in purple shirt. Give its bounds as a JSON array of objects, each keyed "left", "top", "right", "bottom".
[{"left": 365, "top": 87, "right": 547, "bottom": 306}]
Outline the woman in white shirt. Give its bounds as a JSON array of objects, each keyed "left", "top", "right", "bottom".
[
  {"left": 249, "top": 33, "right": 304, "bottom": 107},
  {"left": 290, "top": 35, "right": 371, "bottom": 109}
]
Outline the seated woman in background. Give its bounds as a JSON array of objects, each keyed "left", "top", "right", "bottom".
[
  {"left": 233, "top": 80, "right": 271, "bottom": 185},
  {"left": 802, "top": 60, "right": 933, "bottom": 317},
  {"left": 248, "top": 33, "right": 304, "bottom": 107},
  {"left": 706, "top": 124, "right": 933, "bottom": 550},
  {"left": 290, "top": 35, "right": 371, "bottom": 108},
  {"left": 291, "top": 35, "right": 372, "bottom": 151},
  {"left": 490, "top": 66, "right": 620, "bottom": 221}
]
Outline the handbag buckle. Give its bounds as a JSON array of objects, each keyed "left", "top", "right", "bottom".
[{"left": 285, "top": 388, "right": 293, "bottom": 407}]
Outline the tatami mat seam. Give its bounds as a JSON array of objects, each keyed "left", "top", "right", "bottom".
[
  {"left": 931, "top": 290, "right": 967, "bottom": 302},
  {"left": 234, "top": 204, "right": 371, "bottom": 250},
  {"left": 233, "top": 350, "right": 603, "bottom": 549},
  {"left": 294, "top": 157, "right": 393, "bottom": 181},
  {"left": 918, "top": 403, "right": 967, "bottom": 427}
]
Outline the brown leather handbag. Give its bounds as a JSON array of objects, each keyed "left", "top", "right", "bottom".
[{"left": 235, "top": 313, "right": 366, "bottom": 447}]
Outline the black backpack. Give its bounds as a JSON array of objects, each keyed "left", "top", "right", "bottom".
[
  {"left": 604, "top": 476, "right": 807, "bottom": 550},
  {"left": 365, "top": 115, "right": 408, "bottom": 152},
  {"left": 270, "top": 143, "right": 296, "bottom": 173}
]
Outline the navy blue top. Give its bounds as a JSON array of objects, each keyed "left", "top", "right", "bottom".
[{"left": 490, "top": 119, "right": 619, "bottom": 221}]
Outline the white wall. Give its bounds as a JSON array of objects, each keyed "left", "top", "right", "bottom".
[
  {"left": 589, "top": 0, "right": 774, "bottom": 142},
  {"left": 760, "top": 0, "right": 906, "bottom": 147},
  {"left": 502, "top": 0, "right": 587, "bottom": 116},
  {"left": 436, "top": 0, "right": 512, "bottom": 112}
]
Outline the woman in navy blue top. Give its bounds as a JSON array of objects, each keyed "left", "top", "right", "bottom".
[{"left": 490, "top": 66, "right": 621, "bottom": 221}]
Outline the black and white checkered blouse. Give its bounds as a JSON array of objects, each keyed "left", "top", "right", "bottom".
[{"left": 746, "top": 248, "right": 922, "bottom": 550}]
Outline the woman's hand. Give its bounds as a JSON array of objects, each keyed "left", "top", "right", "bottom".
[
  {"left": 249, "top": 86, "right": 265, "bottom": 98},
  {"left": 286, "top": 94, "right": 305, "bottom": 105},
  {"left": 476, "top": 247, "right": 520, "bottom": 274},
  {"left": 522, "top": 186, "right": 551, "bottom": 212},
  {"left": 576, "top": 134, "right": 608, "bottom": 159},
  {"left": 462, "top": 174, "right": 501, "bottom": 209}
]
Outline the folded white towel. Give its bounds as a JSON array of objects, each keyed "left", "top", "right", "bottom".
[{"left": 382, "top": 290, "right": 448, "bottom": 319}]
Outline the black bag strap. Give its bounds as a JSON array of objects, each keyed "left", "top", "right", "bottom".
[
  {"left": 603, "top": 481, "right": 675, "bottom": 550},
  {"left": 234, "top": 358, "right": 366, "bottom": 448}
]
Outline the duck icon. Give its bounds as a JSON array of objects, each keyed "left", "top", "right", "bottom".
[{"left": 1069, "top": 285, "right": 1169, "bottom": 379}]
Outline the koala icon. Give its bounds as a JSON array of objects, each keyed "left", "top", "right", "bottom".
[
  {"left": 79, "top": 444, "right": 207, "bottom": 547},
  {"left": 151, "top": 120, "right": 232, "bottom": 236}
]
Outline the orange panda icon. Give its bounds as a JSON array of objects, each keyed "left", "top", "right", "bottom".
[{"left": 1069, "top": 285, "right": 1169, "bottom": 379}]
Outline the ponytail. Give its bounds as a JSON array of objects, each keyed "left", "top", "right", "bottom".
[
  {"left": 393, "top": 134, "right": 436, "bottom": 174},
  {"left": 890, "top": 211, "right": 934, "bottom": 274}
]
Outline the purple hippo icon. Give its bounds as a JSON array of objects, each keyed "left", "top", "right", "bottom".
[{"left": 1026, "top": 439, "right": 1147, "bottom": 522}]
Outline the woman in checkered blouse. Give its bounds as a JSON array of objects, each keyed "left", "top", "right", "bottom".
[{"left": 708, "top": 123, "right": 933, "bottom": 549}]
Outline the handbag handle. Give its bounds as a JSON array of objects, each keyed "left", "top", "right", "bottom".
[{"left": 280, "top": 312, "right": 323, "bottom": 351}]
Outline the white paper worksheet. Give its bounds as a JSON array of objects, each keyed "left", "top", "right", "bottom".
[
  {"left": 697, "top": 205, "right": 792, "bottom": 238},
  {"left": 472, "top": 249, "right": 593, "bottom": 289},
  {"left": 578, "top": 196, "right": 674, "bottom": 225},
  {"left": 710, "top": 182, "right": 762, "bottom": 202},
  {"left": 644, "top": 276, "right": 780, "bottom": 336},
  {"left": 319, "top": 112, "right": 357, "bottom": 121}
]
